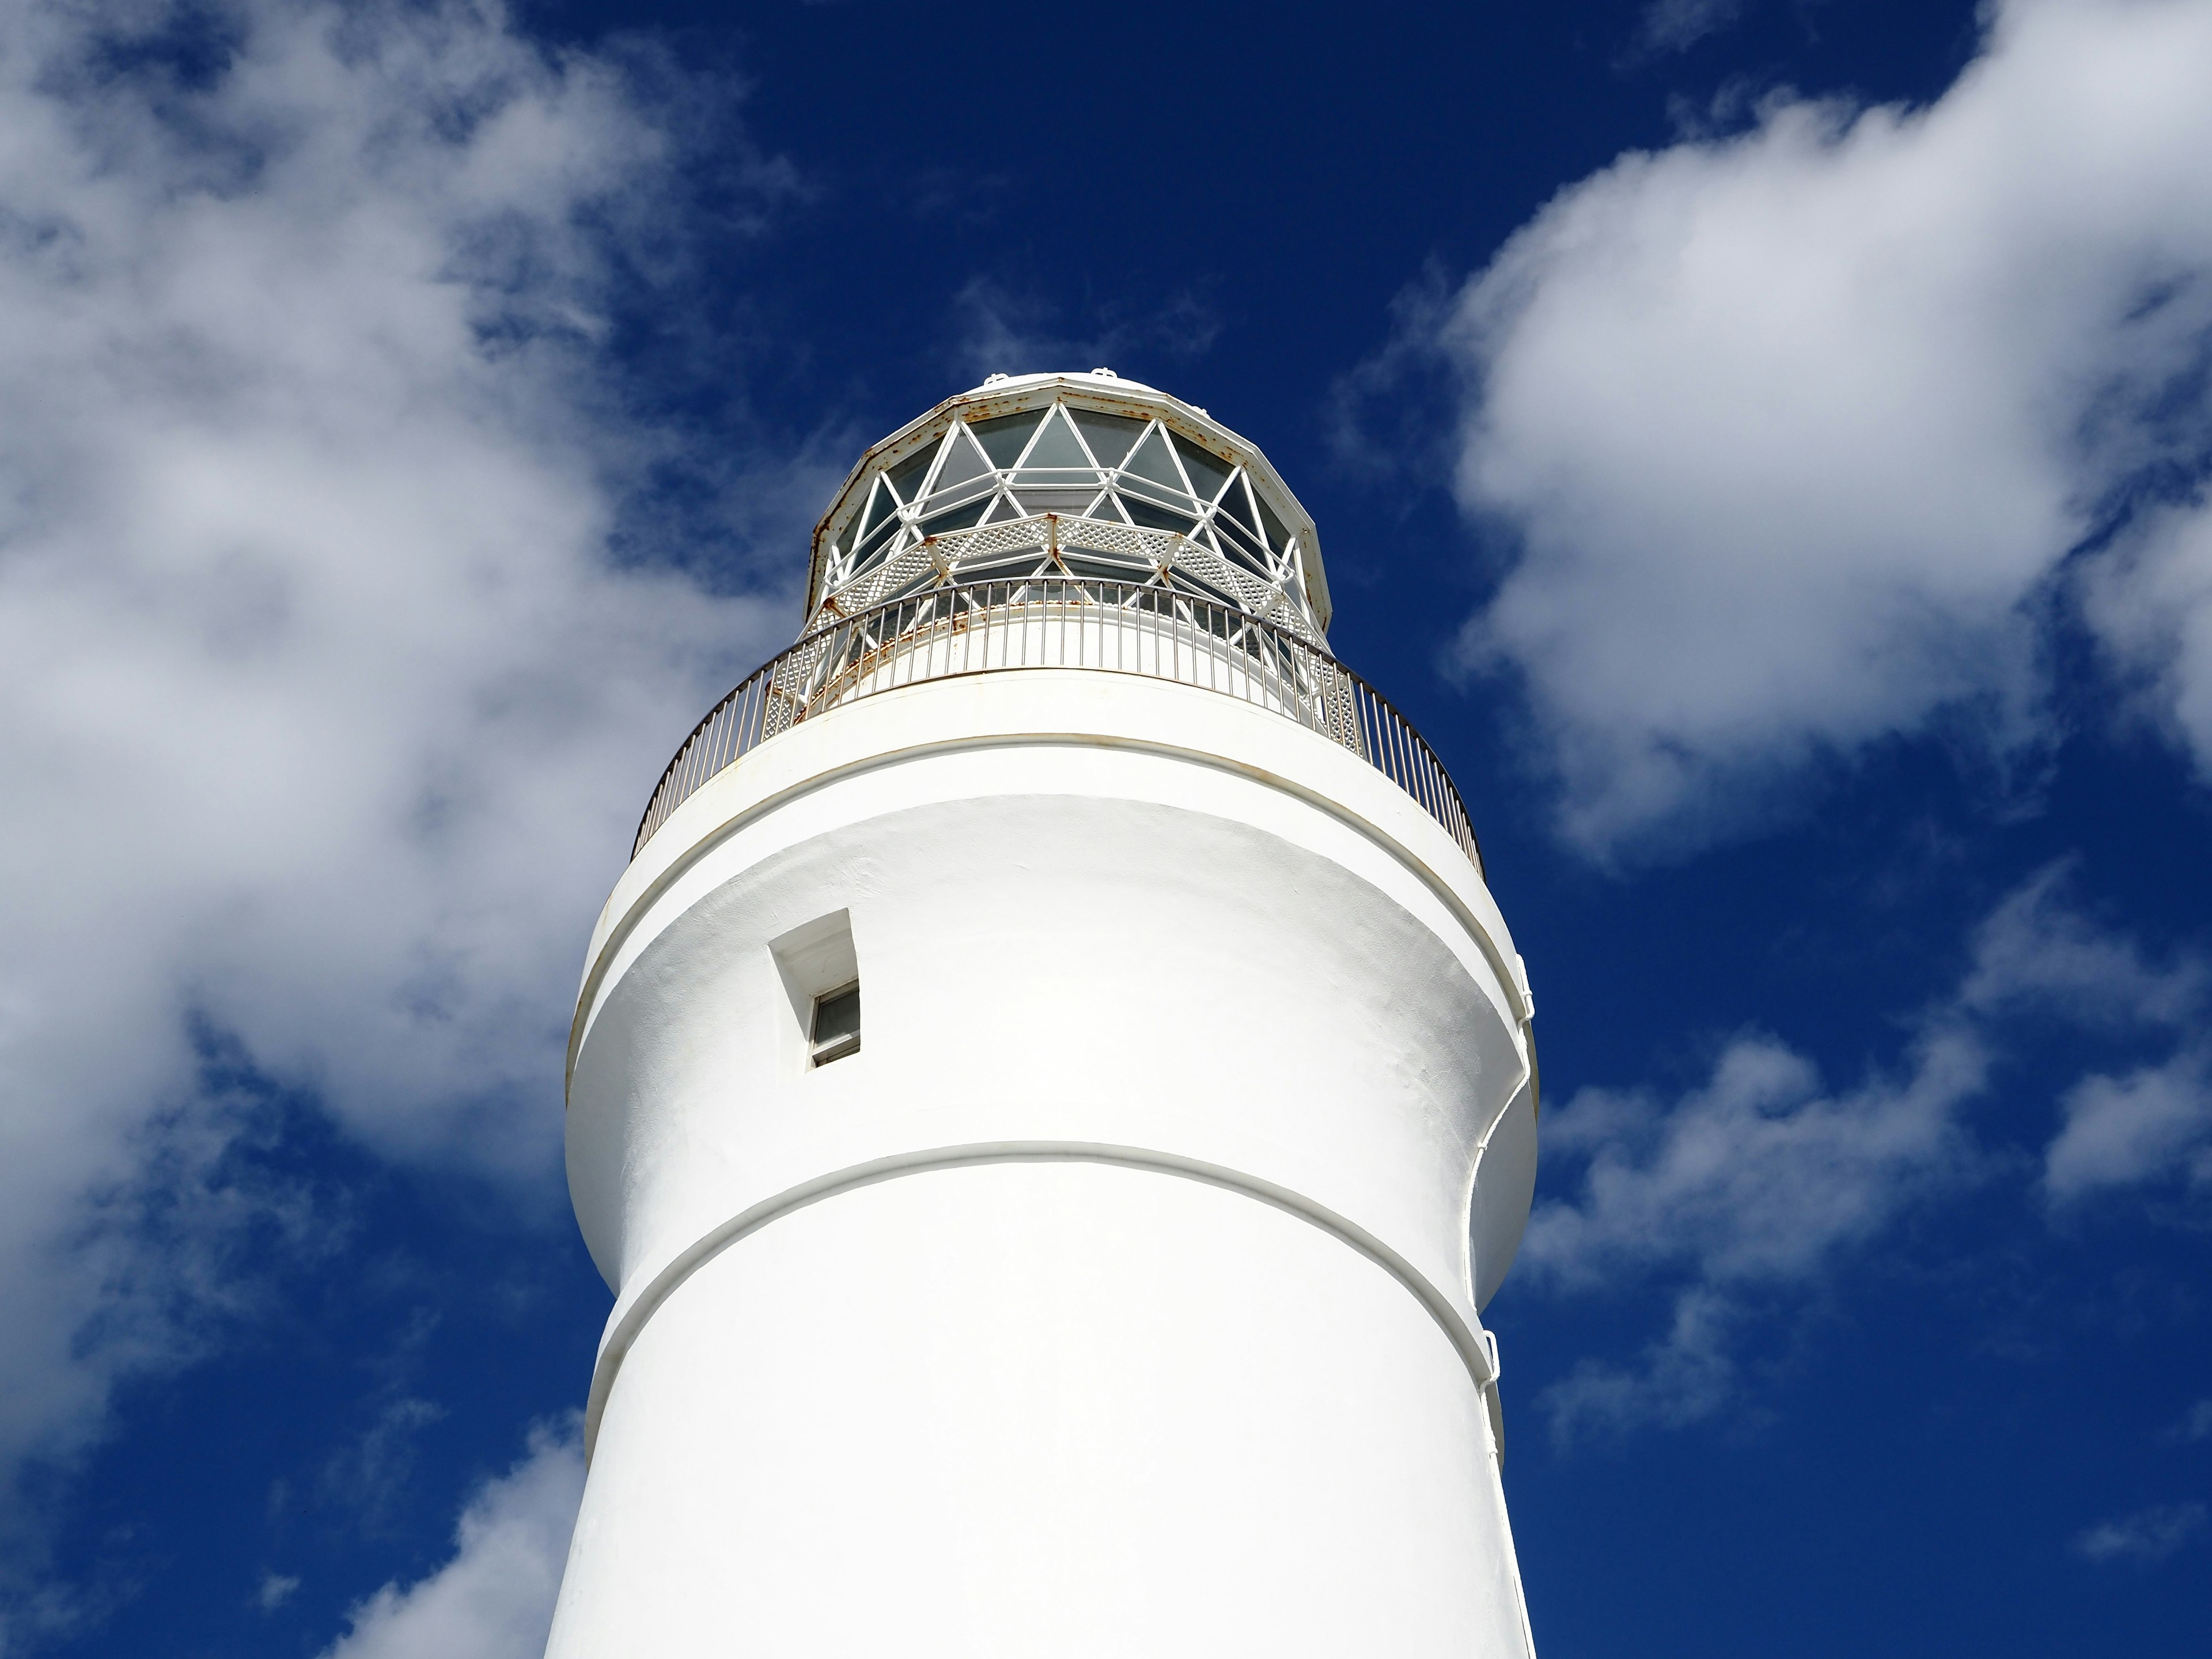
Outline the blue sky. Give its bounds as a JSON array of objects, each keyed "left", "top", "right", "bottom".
[{"left": 1, "top": 0, "right": 2209, "bottom": 1653}]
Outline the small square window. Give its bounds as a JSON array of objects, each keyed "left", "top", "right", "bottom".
[{"left": 810, "top": 982, "right": 861, "bottom": 1066}]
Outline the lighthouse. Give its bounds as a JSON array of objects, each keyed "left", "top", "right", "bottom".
[{"left": 544, "top": 372, "right": 1542, "bottom": 1657}]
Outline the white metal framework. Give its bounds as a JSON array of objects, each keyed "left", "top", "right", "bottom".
[{"left": 807, "top": 372, "right": 1331, "bottom": 643}]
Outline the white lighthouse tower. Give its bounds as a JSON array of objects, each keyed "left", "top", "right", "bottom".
[{"left": 545, "top": 372, "right": 1542, "bottom": 1658}]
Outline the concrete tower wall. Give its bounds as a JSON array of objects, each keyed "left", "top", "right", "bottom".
[{"left": 548, "top": 668, "right": 1539, "bottom": 1657}]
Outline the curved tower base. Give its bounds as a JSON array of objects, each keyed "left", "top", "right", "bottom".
[{"left": 551, "top": 1159, "right": 1531, "bottom": 1657}]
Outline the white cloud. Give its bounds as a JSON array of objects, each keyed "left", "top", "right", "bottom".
[
  {"left": 1525, "top": 865, "right": 2210, "bottom": 1438},
  {"left": 0, "top": 0, "right": 791, "bottom": 1574},
  {"left": 2072, "top": 1501, "right": 2206, "bottom": 1565},
  {"left": 1642, "top": 0, "right": 1751, "bottom": 54},
  {"left": 319, "top": 1419, "right": 584, "bottom": 1659},
  {"left": 2044, "top": 1050, "right": 2212, "bottom": 1200},
  {"left": 950, "top": 276, "right": 1219, "bottom": 388},
  {"left": 2082, "top": 494, "right": 2212, "bottom": 775},
  {"left": 1432, "top": 0, "right": 2212, "bottom": 854},
  {"left": 258, "top": 1573, "right": 302, "bottom": 1613},
  {"left": 1524, "top": 1025, "right": 1984, "bottom": 1440},
  {"left": 1959, "top": 864, "right": 2205, "bottom": 1026}
]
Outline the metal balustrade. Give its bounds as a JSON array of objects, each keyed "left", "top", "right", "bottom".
[{"left": 632, "top": 579, "right": 1484, "bottom": 877}]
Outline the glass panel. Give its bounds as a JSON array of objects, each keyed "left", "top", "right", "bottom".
[
  {"left": 919, "top": 498, "right": 990, "bottom": 535},
  {"left": 931, "top": 425, "right": 991, "bottom": 494},
  {"left": 1256, "top": 491, "right": 1294, "bottom": 554},
  {"left": 1112, "top": 473, "right": 1194, "bottom": 510},
  {"left": 812, "top": 984, "right": 861, "bottom": 1059},
  {"left": 1121, "top": 497, "right": 1197, "bottom": 535},
  {"left": 1086, "top": 493, "right": 1129, "bottom": 521},
  {"left": 1120, "top": 426, "right": 1185, "bottom": 491},
  {"left": 1013, "top": 486, "right": 1099, "bottom": 514},
  {"left": 1072, "top": 409, "right": 1147, "bottom": 468},
  {"left": 953, "top": 555, "right": 1051, "bottom": 584},
  {"left": 970, "top": 410, "right": 1044, "bottom": 468},
  {"left": 1062, "top": 554, "right": 1146, "bottom": 580},
  {"left": 919, "top": 474, "right": 994, "bottom": 516},
  {"left": 858, "top": 475, "right": 896, "bottom": 537},
  {"left": 1214, "top": 472, "right": 1258, "bottom": 533},
  {"left": 1213, "top": 508, "right": 1265, "bottom": 560},
  {"left": 1172, "top": 433, "right": 1233, "bottom": 502},
  {"left": 854, "top": 516, "right": 902, "bottom": 571},
  {"left": 886, "top": 442, "right": 935, "bottom": 503},
  {"left": 1020, "top": 407, "right": 1092, "bottom": 469},
  {"left": 978, "top": 495, "right": 1016, "bottom": 524}
]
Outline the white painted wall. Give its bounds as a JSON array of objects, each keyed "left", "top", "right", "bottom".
[{"left": 548, "top": 668, "right": 1540, "bottom": 1658}]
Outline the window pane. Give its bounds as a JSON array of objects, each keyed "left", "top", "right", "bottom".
[
  {"left": 1013, "top": 486, "right": 1099, "bottom": 514},
  {"left": 813, "top": 985, "right": 860, "bottom": 1044},
  {"left": 970, "top": 410, "right": 1044, "bottom": 468},
  {"left": 1122, "top": 497, "right": 1197, "bottom": 535},
  {"left": 1213, "top": 509, "right": 1264, "bottom": 559},
  {"left": 1072, "top": 409, "right": 1147, "bottom": 467},
  {"left": 919, "top": 498, "right": 990, "bottom": 535},
  {"left": 1020, "top": 407, "right": 1092, "bottom": 469},
  {"left": 858, "top": 475, "right": 896, "bottom": 537},
  {"left": 1120, "top": 426, "right": 1184, "bottom": 491},
  {"left": 887, "top": 443, "right": 935, "bottom": 502},
  {"left": 1172, "top": 433, "right": 1233, "bottom": 502},
  {"left": 1256, "top": 491, "right": 1294, "bottom": 554},
  {"left": 1214, "top": 472, "right": 1258, "bottom": 533},
  {"left": 932, "top": 426, "right": 991, "bottom": 494},
  {"left": 1113, "top": 474, "right": 1194, "bottom": 510}
]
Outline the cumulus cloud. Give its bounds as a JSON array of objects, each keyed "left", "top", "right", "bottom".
[
  {"left": 1526, "top": 865, "right": 2209, "bottom": 1439},
  {"left": 1424, "top": 0, "right": 2212, "bottom": 854},
  {"left": 1959, "top": 865, "right": 2206, "bottom": 1025},
  {"left": 319, "top": 1420, "right": 584, "bottom": 1659},
  {"left": 0, "top": 0, "right": 792, "bottom": 1585},
  {"left": 1960, "top": 866, "right": 2212, "bottom": 1203},
  {"left": 2072, "top": 1501, "right": 2206, "bottom": 1565},
  {"left": 2045, "top": 1051, "right": 2212, "bottom": 1200}
]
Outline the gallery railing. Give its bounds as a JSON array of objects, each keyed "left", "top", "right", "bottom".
[{"left": 632, "top": 578, "right": 1483, "bottom": 877}]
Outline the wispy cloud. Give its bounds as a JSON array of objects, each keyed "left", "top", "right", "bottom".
[
  {"left": 2073, "top": 1501, "right": 2206, "bottom": 1565},
  {"left": 1641, "top": 0, "right": 1753, "bottom": 54},
  {"left": 257, "top": 1573, "right": 301, "bottom": 1613},
  {"left": 951, "top": 278, "right": 1221, "bottom": 388},
  {"left": 1526, "top": 864, "right": 2210, "bottom": 1441},
  {"left": 1527, "top": 1024, "right": 1983, "bottom": 1442}
]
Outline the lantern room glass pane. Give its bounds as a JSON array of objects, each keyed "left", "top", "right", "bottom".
[
  {"left": 858, "top": 475, "right": 896, "bottom": 537},
  {"left": 886, "top": 443, "right": 935, "bottom": 502},
  {"left": 1122, "top": 497, "right": 1197, "bottom": 535},
  {"left": 1172, "top": 433, "right": 1233, "bottom": 502},
  {"left": 1121, "top": 426, "right": 1184, "bottom": 491},
  {"left": 1072, "top": 409, "right": 1147, "bottom": 467},
  {"left": 919, "top": 498, "right": 990, "bottom": 535},
  {"left": 1020, "top": 408, "right": 1092, "bottom": 469},
  {"left": 931, "top": 426, "right": 991, "bottom": 494},
  {"left": 970, "top": 411, "right": 1043, "bottom": 468},
  {"left": 1214, "top": 473, "right": 1258, "bottom": 534}
]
